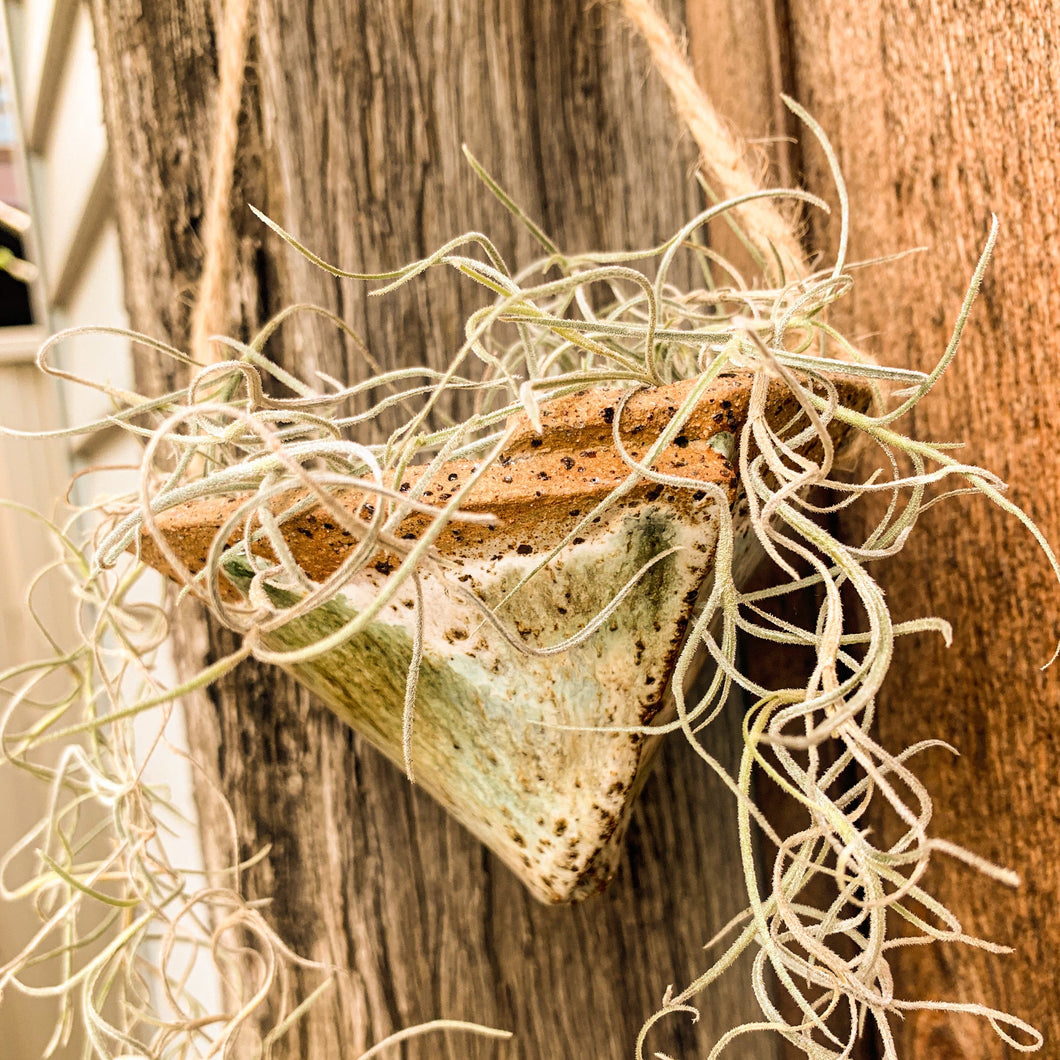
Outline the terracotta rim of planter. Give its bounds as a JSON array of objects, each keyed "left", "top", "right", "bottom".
[{"left": 138, "top": 370, "right": 859, "bottom": 585}]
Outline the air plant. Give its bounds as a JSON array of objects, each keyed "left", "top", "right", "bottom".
[{"left": 0, "top": 116, "right": 1055, "bottom": 1059}]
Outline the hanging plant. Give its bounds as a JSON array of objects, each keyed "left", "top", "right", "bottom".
[{"left": 2, "top": 8, "right": 1057, "bottom": 1055}]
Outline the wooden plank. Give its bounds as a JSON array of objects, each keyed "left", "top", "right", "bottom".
[
  {"left": 784, "top": 1, "right": 1060, "bottom": 1053},
  {"left": 688, "top": 0, "right": 792, "bottom": 186},
  {"left": 687, "top": 0, "right": 796, "bottom": 277},
  {"left": 88, "top": 1, "right": 785, "bottom": 1056}
]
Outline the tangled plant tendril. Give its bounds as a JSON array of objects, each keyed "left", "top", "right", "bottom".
[{"left": 2, "top": 115, "right": 1058, "bottom": 1059}]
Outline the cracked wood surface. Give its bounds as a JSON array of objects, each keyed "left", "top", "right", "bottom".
[{"left": 89, "top": 1, "right": 784, "bottom": 1056}]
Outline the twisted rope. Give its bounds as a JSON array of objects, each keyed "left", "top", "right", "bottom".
[{"left": 188, "top": 0, "right": 254, "bottom": 364}]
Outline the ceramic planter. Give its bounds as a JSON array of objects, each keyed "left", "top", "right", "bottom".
[{"left": 139, "top": 373, "right": 862, "bottom": 902}]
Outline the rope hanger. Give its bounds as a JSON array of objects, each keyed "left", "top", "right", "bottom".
[{"left": 189, "top": 0, "right": 254, "bottom": 366}]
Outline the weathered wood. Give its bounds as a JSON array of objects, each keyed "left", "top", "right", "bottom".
[
  {"left": 783, "top": 1, "right": 1060, "bottom": 1054},
  {"left": 88, "top": 1, "right": 784, "bottom": 1056}
]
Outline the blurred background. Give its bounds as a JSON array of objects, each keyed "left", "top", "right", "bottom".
[{"left": 0, "top": 6, "right": 203, "bottom": 1056}]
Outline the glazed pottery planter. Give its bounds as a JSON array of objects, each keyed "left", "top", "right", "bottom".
[{"left": 139, "top": 373, "right": 862, "bottom": 902}]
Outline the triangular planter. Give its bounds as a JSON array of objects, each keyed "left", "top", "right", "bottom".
[{"left": 140, "top": 373, "right": 863, "bottom": 903}]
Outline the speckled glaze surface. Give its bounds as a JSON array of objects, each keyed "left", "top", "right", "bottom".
[{"left": 140, "top": 373, "right": 863, "bottom": 901}]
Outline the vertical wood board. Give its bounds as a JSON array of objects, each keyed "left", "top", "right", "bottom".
[
  {"left": 88, "top": 1, "right": 786, "bottom": 1056},
  {"left": 785, "top": 1, "right": 1060, "bottom": 1053}
]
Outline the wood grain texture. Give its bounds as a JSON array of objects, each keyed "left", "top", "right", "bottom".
[
  {"left": 88, "top": 1, "right": 782, "bottom": 1055},
  {"left": 688, "top": 0, "right": 792, "bottom": 187},
  {"left": 784, "top": 1, "right": 1060, "bottom": 1054}
]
